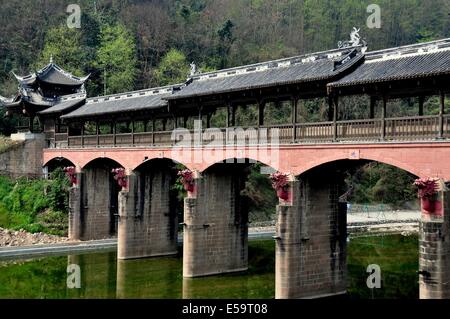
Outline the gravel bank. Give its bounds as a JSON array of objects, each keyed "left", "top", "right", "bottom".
[{"left": 0, "top": 227, "right": 70, "bottom": 247}]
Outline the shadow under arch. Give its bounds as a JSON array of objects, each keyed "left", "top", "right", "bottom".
[
  {"left": 43, "top": 156, "right": 76, "bottom": 173},
  {"left": 201, "top": 157, "right": 278, "bottom": 174},
  {"left": 82, "top": 157, "right": 125, "bottom": 170},
  {"left": 133, "top": 157, "right": 187, "bottom": 173},
  {"left": 296, "top": 155, "right": 421, "bottom": 179}
]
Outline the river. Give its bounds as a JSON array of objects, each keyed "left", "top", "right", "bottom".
[{"left": 0, "top": 235, "right": 418, "bottom": 299}]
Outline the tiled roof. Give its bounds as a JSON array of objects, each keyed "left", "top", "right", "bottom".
[
  {"left": 329, "top": 39, "right": 450, "bottom": 88},
  {"left": 38, "top": 95, "right": 86, "bottom": 115},
  {"left": 61, "top": 85, "right": 179, "bottom": 119},
  {"left": 166, "top": 46, "right": 365, "bottom": 100}
]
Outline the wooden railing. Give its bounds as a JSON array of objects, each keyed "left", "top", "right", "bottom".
[{"left": 53, "top": 115, "right": 450, "bottom": 149}]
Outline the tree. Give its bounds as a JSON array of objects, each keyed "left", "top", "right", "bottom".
[
  {"left": 35, "top": 27, "right": 87, "bottom": 76},
  {"left": 153, "top": 49, "right": 190, "bottom": 86},
  {"left": 96, "top": 24, "right": 137, "bottom": 95}
]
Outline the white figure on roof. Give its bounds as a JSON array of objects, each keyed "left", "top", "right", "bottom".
[
  {"left": 190, "top": 62, "right": 197, "bottom": 76},
  {"left": 349, "top": 27, "right": 361, "bottom": 46}
]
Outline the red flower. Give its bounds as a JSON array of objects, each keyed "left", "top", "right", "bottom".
[
  {"left": 414, "top": 177, "right": 439, "bottom": 199},
  {"left": 63, "top": 166, "right": 77, "bottom": 185},
  {"left": 178, "top": 169, "right": 195, "bottom": 192},
  {"left": 270, "top": 172, "right": 290, "bottom": 200},
  {"left": 112, "top": 168, "right": 127, "bottom": 188}
]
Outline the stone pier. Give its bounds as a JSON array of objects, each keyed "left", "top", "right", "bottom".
[
  {"left": 183, "top": 165, "right": 249, "bottom": 277},
  {"left": 419, "top": 188, "right": 450, "bottom": 299},
  {"left": 117, "top": 163, "right": 178, "bottom": 259},
  {"left": 68, "top": 163, "right": 120, "bottom": 240},
  {"left": 275, "top": 166, "right": 347, "bottom": 299}
]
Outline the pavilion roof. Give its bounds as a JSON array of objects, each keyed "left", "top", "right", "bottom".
[{"left": 13, "top": 62, "right": 89, "bottom": 87}]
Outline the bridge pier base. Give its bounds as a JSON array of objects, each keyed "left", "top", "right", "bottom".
[
  {"left": 419, "top": 189, "right": 450, "bottom": 299},
  {"left": 275, "top": 167, "right": 347, "bottom": 299},
  {"left": 117, "top": 171, "right": 178, "bottom": 260},
  {"left": 68, "top": 172, "right": 84, "bottom": 240},
  {"left": 183, "top": 168, "right": 248, "bottom": 277}
]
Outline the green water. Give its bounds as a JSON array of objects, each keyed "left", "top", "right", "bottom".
[{"left": 0, "top": 235, "right": 418, "bottom": 299}]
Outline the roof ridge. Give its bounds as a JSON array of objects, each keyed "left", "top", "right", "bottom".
[
  {"left": 37, "top": 62, "right": 90, "bottom": 83},
  {"left": 86, "top": 84, "right": 183, "bottom": 104},
  {"left": 365, "top": 38, "right": 450, "bottom": 58},
  {"left": 190, "top": 45, "right": 366, "bottom": 81}
]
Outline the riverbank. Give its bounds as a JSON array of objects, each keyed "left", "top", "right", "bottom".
[{"left": 0, "top": 210, "right": 420, "bottom": 258}]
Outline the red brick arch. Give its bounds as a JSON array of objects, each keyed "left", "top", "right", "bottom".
[{"left": 43, "top": 142, "right": 450, "bottom": 180}]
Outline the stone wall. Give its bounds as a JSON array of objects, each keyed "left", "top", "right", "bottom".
[
  {"left": 183, "top": 165, "right": 248, "bottom": 277},
  {"left": 117, "top": 167, "right": 178, "bottom": 260},
  {"left": 419, "top": 190, "right": 450, "bottom": 299},
  {"left": 79, "top": 167, "right": 118, "bottom": 240},
  {"left": 275, "top": 166, "right": 347, "bottom": 299},
  {"left": 0, "top": 134, "right": 45, "bottom": 177}
]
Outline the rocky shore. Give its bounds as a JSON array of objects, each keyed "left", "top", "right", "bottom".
[{"left": 0, "top": 227, "right": 69, "bottom": 247}]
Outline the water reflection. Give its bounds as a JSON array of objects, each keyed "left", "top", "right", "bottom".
[
  {"left": 67, "top": 253, "right": 116, "bottom": 299},
  {"left": 116, "top": 258, "right": 181, "bottom": 298}
]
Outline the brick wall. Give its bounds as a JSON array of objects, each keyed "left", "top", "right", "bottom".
[
  {"left": 183, "top": 165, "right": 248, "bottom": 277},
  {"left": 275, "top": 166, "right": 347, "bottom": 299}
]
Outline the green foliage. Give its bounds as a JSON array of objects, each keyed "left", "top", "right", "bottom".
[
  {"left": 241, "top": 164, "right": 278, "bottom": 221},
  {"left": 96, "top": 24, "right": 137, "bottom": 94},
  {"left": 153, "top": 49, "right": 190, "bottom": 86},
  {"left": 346, "top": 162, "right": 417, "bottom": 208},
  {"left": 35, "top": 27, "right": 87, "bottom": 77},
  {"left": 0, "top": 171, "right": 69, "bottom": 235}
]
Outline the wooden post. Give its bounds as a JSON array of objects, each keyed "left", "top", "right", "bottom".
[
  {"left": 333, "top": 95, "right": 338, "bottom": 141},
  {"left": 419, "top": 95, "right": 425, "bottom": 116},
  {"left": 328, "top": 96, "right": 334, "bottom": 122},
  {"left": 231, "top": 104, "right": 236, "bottom": 127},
  {"left": 257, "top": 99, "right": 264, "bottom": 126},
  {"left": 370, "top": 96, "right": 376, "bottom": 119},
  {"left": 131, "top": 119, "right": 135, "bottom": 146},
  {"left": 257, "top": 99, "right": 264, "bottom": 143},
  {"left": 206, "top": 112, "right": 212, "bottom": 128},
  {"left": 439, "top": 90, "right": 445, "bottom": 139},
  {"left": 113, "top": 120, "right": 117, "bottom": 147},
  {"left": 226, "top": 103, "right": 230, "bottom": 128},
  {"left": 292, "top": 97, "right": 298, "bottom": 143},
  {"left": 381, "top": 95, "right": 387, "bottom": 140},
  {"left": 96, "top": 120, "right": 99, "bottom": 147},
  {"left": 81, "top": 122, "right": 85, "bottom": 148},
  {"left": 152, "top": 116, "right": 155, "bottom": 146}
]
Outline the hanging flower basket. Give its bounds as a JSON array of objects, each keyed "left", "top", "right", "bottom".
[
  {"left": 63, "top": 166, "right": 77, "bottom": 186},
  {"left": 270, "top": 172, "right": 290, "bottom": 201},
  {"left": 178, "top": 169, "right": 195, "bottom": 193},
  {"left": 112, "top": 168, "right": 127, "bottom": 189},
  {"left": 414, "top": 177, "right": 445, "bottom": 217}
]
